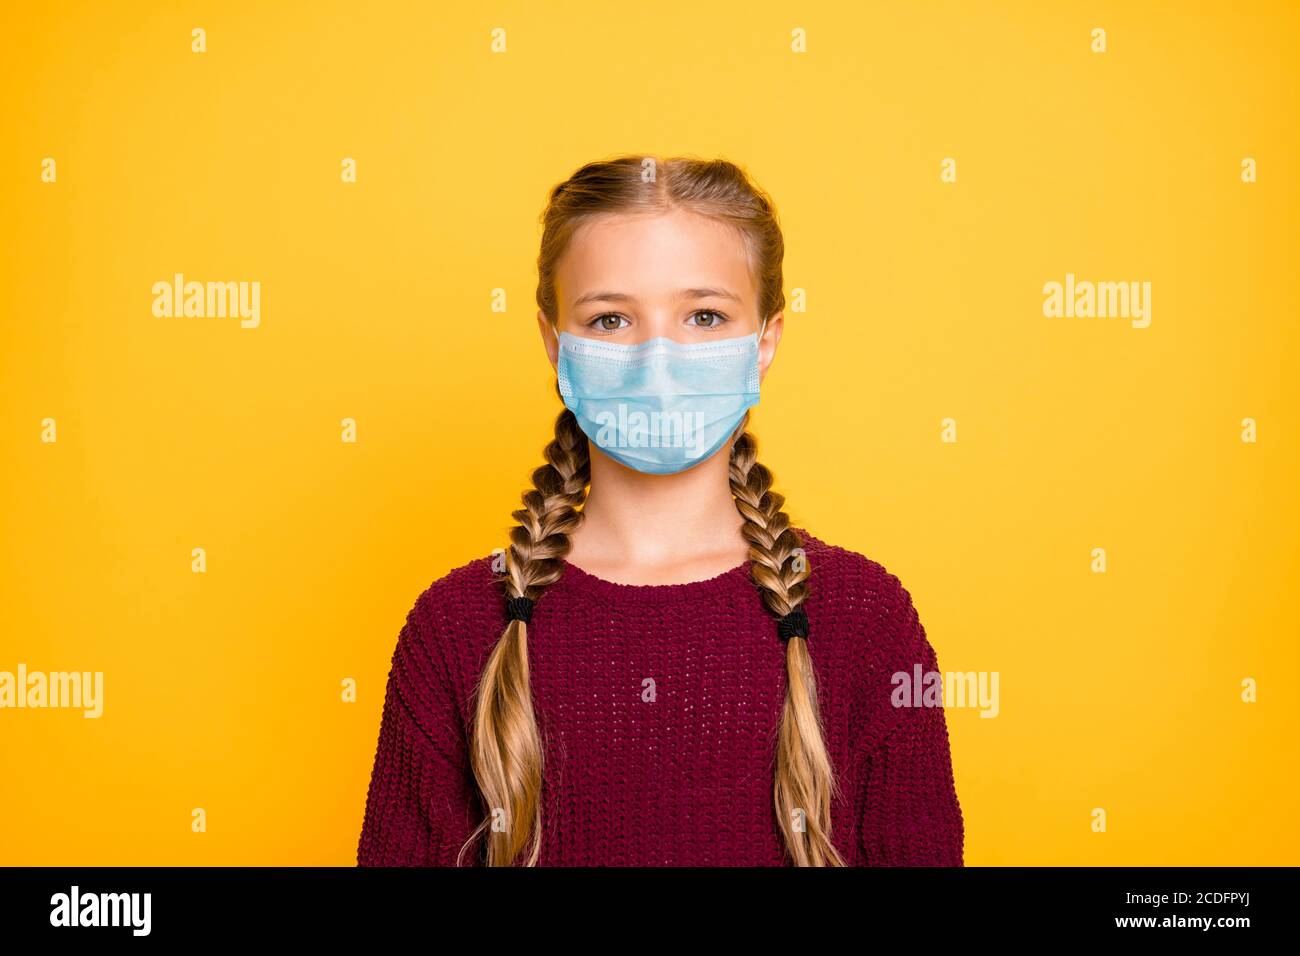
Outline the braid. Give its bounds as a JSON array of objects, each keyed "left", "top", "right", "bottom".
[
  {"left": 728, "top": 422, "right": 809, "bottom": 617},
  {"left": 462, "top": 404, "right": 589, "bottom": 866},
  {"left": 728, "top": 413, "right": 846, "bottom": 866},
  {"left": 504, "top": 406, "right": 590, "bottom": 600}
]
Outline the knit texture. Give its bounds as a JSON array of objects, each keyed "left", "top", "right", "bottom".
[{"left": 356, "top": 529, "right": 965, "bottom": 866}]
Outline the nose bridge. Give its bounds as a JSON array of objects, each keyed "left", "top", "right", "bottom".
[
  {"left": 621, "top": 294, "right": 746, "bottom": 345},
  {"left": 632, "top": 317, "right": 763, "bottom": 346},
  {"left": 630, "top": 303, "right": 687, "bottom": 345}
]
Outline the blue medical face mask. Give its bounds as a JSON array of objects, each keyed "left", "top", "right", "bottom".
[{"left": 555, "top": 321, "right": 766, "bottom": 475}]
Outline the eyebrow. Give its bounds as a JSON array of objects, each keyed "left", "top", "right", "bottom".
[{"left": 571, "top": 287, "right": 743, "bottom": 308}]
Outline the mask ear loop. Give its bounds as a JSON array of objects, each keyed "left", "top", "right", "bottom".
[{"left": 546, "top": 320, "right": 565, "bottom": 355}]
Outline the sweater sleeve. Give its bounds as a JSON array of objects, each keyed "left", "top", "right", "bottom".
[
  {"left": 356, "top": 606, "right": 481, "bottom": 866},
  {"left": 857, "top": 587, "right": 965, "bottom": 866}
]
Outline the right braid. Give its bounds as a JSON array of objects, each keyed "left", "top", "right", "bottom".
[
  {"left": 503, "top": 404, "right": 591, "bottom": 601},
  {"left": 728, "top": 415, "right": 846, "bottom": 866},
  {"left": 461, "top": 404, "right": 589, "bottom": 866}
]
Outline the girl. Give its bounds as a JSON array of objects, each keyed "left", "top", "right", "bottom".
[{"left": 357, "top": 155, "right": 964, "bottom": 867}]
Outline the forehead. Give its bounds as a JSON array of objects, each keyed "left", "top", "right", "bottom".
[{"left": 555, "top": 208, "right": 756, "bottom": 309}]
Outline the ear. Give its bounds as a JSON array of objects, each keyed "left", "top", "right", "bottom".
[
  {"left": 538, "top": 309, "right": 559, "bottom": 370},
  {"left": 758, "top": 311, "right": 783, "bottom": 384}
]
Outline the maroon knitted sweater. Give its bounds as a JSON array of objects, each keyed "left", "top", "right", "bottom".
[{"left": 356, "top": 529, "right": 964, "bottom": 866}]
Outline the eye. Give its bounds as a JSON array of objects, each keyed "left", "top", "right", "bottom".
[
  {"left": 688, "top": 310, "right": 728, "bottom": 330},
  {"left": 588, "top": 313, "right": 629, "bottom": 333}
]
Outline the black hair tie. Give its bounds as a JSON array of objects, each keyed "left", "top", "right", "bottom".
[
  {"left": 505, "top": 595, "right": 535, "bottom": 624},
  {"left": 777, "top": 607, "right": 810, "bottom": 642}
]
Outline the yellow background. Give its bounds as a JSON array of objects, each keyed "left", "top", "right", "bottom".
[{"left": 1, "top": 0, "right": 1296, "bottom": 865}]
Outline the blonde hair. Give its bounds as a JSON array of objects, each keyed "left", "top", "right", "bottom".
[{"left": 459, "top": 154, "right": 845, "bottom": 867}]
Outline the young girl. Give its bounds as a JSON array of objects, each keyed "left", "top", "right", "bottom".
[{"left": 357, "top": 155, "right": 964, "bottom": 867}]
